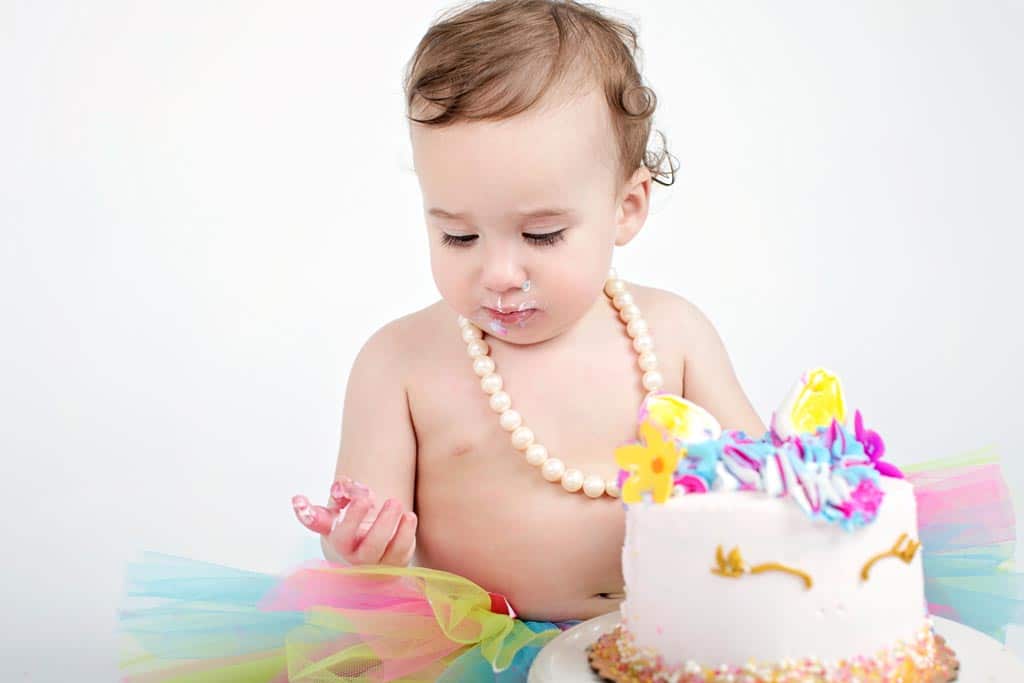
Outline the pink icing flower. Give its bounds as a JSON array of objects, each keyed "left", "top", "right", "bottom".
[
  {"left": 673, "top": 473, "right": 709, "bottom": 494},
  {"left": 835, "top": 478, "right": 884, "bottom": 519},
  {"left": 824, "top": 419, "right": 846, "bottom": 452},
  {"left": 768, "top": 415, "right": 785, "bottom": 447},
  {"left": 854, "top": 410, "right": 903, "bottom": 478},
  {"left": 851, "top": 478, "right": 884, "bottom": 516}
]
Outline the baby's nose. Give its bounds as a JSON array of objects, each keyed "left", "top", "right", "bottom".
[{"left": 480, "top": 256, "right": 527, "bottom": 296}]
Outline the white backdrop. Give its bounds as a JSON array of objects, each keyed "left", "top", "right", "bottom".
[{"left": 2, "top": 1, "right": 1022, "bottom": 679}]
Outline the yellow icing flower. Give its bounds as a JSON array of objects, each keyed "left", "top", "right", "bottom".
[{"left": 614, "top": 420, "right": 685, "bottom": 504}]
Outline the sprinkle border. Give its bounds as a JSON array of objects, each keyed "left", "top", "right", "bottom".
[{"left": 587, "top": 620, "right": 958, "bottom": 682}]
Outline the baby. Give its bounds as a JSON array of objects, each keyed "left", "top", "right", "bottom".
[{"left": 292, "top": 0, "right": 763, "bottom": 624}]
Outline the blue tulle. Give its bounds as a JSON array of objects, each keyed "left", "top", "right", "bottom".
[
  {"left": 119, "top": 552, "right": 568, "bottom": 682},
  {"left": 121, "top": 552, "right": 305, "bottom": 661},
  {"left": 436, "top": 621, "right": 569, "bottom": 682},
  {"left": 922, "top": 544, "right": 1024, "bottom": 641}
]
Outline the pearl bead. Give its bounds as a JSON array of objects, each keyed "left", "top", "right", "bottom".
[
  {"left": 561, "top": 468, "right": 584, "bottom": 493},
  {"left": 489, "top": 391, "right": 511, "bottom": 412},
  {"left": 638, "top": 351, "right": 658, "bottom": 372},
  {"left": 608, "top": 267, "right": 617, "bottom": 279},
  {"left": 632, "top": 333, "right": 653, "bottom": 353},
  {"left": 604, "top": 278, "right": 626, "bottom": 297},
  {"left": 642, "top": 370, "right": 664, "bottom": 392},
  {"left": 459, "top": 271, "right": 659, "bottom": 502},
  {"left": 480, "top": 373, "right": 503, "bottom": 394},
  {"left": 582, "top": 475, "right": 606, "bottom": 498},
  {"left": 541, "top": 458, "right": 566, "bottom": 482},
  {"left": 626, "top": 318, "right": 648, "bottom": 337},
  {"left": 473, "top": 356, "right": 496, "bottom": 377},
  {"left": 511, "top": 426, "right": 534, "bottom": 450},
  {"left": 499, "top": 409, "right": 522, "bottom": 431},
  {"left": 525, "top": 443, "right": 548, "bottom": 466},
  {"left": 467, "top": 339, "right": 489, "bottom": 358},
  {"left": 618, "top": 303, "right": 640, "bottom": 323}
]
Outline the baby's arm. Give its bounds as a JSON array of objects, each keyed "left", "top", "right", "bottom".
[
  {"left": 296, "top": 321, "right": 419, "bottom": 566},
  {"left": 676, "top": 299, "right": 766, "bottom": 436}
]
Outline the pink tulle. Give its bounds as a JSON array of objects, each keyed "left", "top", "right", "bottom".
[{"left": 910, "top": 462, "right": 1016, "bottom": 549}]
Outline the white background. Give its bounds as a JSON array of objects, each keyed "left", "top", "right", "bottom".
[{"left": 2, "top": 1, "right": 1022, "bottom": 679}]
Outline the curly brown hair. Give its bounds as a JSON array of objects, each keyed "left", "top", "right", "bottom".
[{"left": 403, "top": 0, "right": 678, "bottom": 187}]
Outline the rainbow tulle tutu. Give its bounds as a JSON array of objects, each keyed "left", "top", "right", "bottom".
[
  {"left": 119, "top": 453, "right": 1024, "bottom": 682},
  {"left": 907, "top": 450, "right": 1024, "bottom": 640}
]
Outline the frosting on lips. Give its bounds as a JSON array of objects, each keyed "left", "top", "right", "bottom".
[
  {"left": 472, "top": 298, "right": 541, "bottom": 335},
  {"left": 485, "top": 307, "right": 536, "bottom": 325}
]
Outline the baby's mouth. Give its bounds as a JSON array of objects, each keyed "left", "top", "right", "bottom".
[{"left": 484, "top": 307, "right": 537, "bottom": 325}]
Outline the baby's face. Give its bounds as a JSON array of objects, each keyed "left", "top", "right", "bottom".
[{"left": 411, "top": 86, "right": 647, "bottom": 344}]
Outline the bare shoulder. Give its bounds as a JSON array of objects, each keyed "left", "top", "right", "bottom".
[
  {"left": 626, "top": 282, "right": 765, "bottom": 434},
  {"left": 352, "top": 301, "right": 452, "bottom": 380},
  {"left": 626, "top": 283, "right": 716, "bottom": 350}
]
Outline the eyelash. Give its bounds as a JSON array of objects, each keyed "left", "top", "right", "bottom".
[{"left": 440, "top": 230, "right": 566, "bottom": 248}]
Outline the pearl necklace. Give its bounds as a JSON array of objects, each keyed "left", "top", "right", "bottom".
[{"left": 458, "top": 272, "right": 664, "bottom": 499}]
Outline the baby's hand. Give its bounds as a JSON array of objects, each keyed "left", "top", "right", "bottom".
[{"left": 292, "top": 478, "right": 417, "bottom": 566}]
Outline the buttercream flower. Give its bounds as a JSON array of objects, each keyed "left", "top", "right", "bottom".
[
  {"left": 615, "top": 419, "right": 685, "bottom": 503},
  {"left": 641, "top": 393, "right": 721, "bottom": 444},
  {"left": 855, "top": 410, "right": 903, "bottom": 478},
  {"left": 834, "top": 477, "right": 885, "bottom": 524},
  {"left": 673, "top": 473, "right": 709, "bottom": 494}
]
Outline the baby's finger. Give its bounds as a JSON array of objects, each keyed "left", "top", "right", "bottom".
[
  {"left": 327, "top": 480, "right": 350, "bottom": 511},
  {"left": 329, "top": 497, "right": 373, "bottom": 558},
  {"left": 380, "top": 511, "right": 418, "bottom": 566},
  {"left": 292, "top": 495, "right": 337, "bottom": 535},
  {"left": 329, "top": 478, "right": 376, "bottom": 511},
  {"left": 352, "top": 499, "right": 404, "bottom": 565}
]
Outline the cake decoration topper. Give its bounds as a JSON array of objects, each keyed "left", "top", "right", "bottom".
[
  {"left": 615, "top": 368, "right": 905, "bottom": 529},
  {"left": 771, "top": 367, "right": 846, "bottom": 439},
  {"left": 614, "top": 420, "right": 686, "bottom": 504},
  {"left": 861, "top": 533, "right": 921, "bottom": 581},
  {"left": 641, "top": 394, "right": 721, "bottom": 444},
  {"left": 710, "top": 544, "right": 814, "bottom": 589}
]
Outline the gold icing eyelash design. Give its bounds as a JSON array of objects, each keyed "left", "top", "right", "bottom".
[
  {"left": 861, "top": 533, "right": 920, "bottom": 581},
  {"left": 711, "top": 545, "right": 813, "bottom": 590}
]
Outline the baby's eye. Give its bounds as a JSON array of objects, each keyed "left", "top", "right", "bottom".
[
  {"left": 441, "top": 233, "right": 478, "bottom": 248},
  {"left": 523, "top": 229, "right": 566, "bottom": 246}
]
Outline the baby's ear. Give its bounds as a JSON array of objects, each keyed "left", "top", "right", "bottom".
[{"left": 614, "top": 166, "right": 652, "bottom": 246}]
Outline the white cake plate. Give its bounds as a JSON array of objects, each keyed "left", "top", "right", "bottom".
[{"left": 528, "top": 613, "right": 1024, "bottom": 682}]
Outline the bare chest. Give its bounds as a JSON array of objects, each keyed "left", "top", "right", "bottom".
[
  {"left": 412, "top": 330, "right": 672, "bottom": 481},
  {"left": 402, "top": 325, "right": 683, "bottom": 618}
]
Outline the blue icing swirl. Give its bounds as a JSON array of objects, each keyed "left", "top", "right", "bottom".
[{"left": 661, "top": 419, "right": 893, "bottom": 529}]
